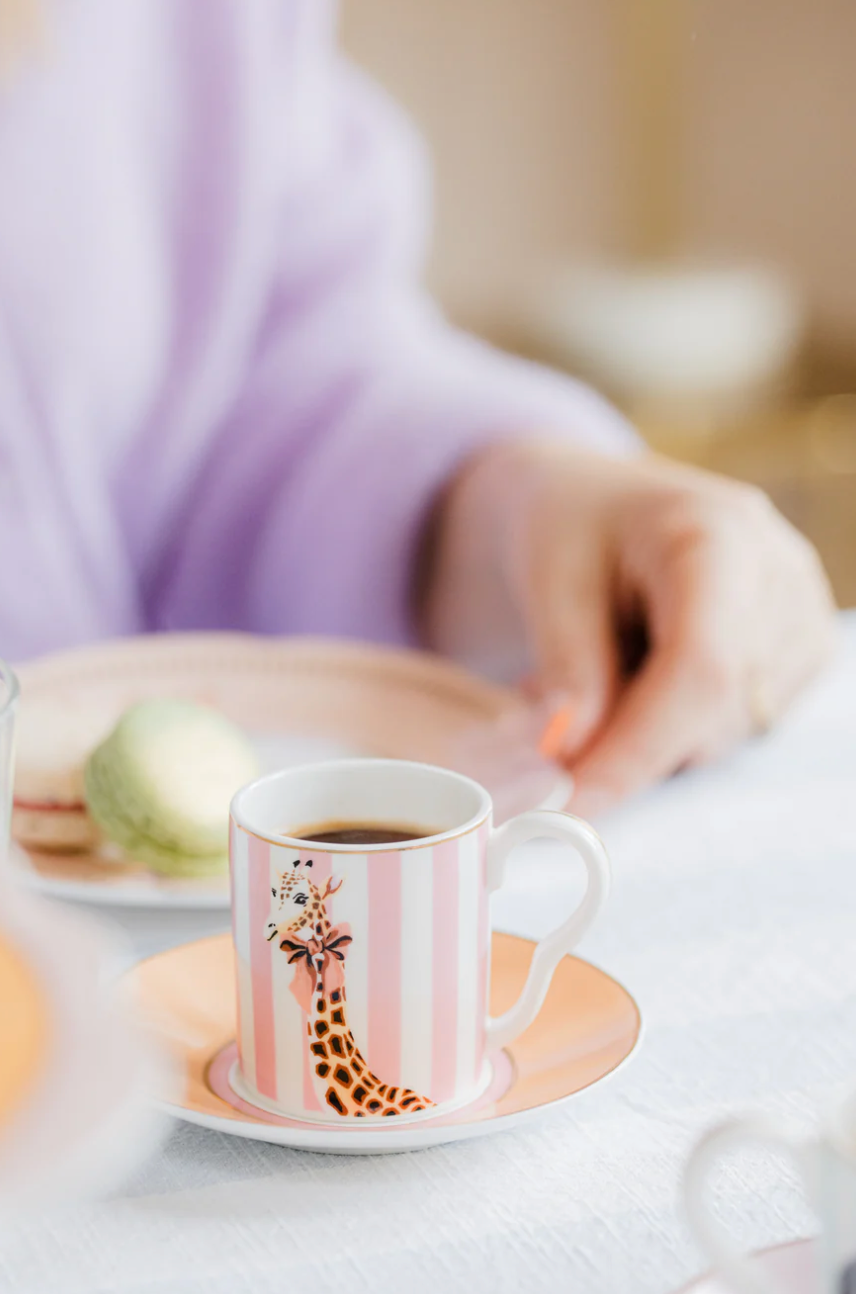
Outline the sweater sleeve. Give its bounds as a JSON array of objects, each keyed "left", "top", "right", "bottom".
[{"left": 154, "top": 52, "right": 637, "bottom": 646}]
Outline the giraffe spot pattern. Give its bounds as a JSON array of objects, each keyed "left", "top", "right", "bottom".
[
  {"left": 316, "top": 1062, "right": 330, "bottom": 1078},
  {"left": 331, "top": 1008, "right": 344, "bottom": 1025},
  {"left": 314, "top": 1021, "right": 329, "bottom": 1038},
  {"left": 326, "top": 1088, "right": 346, "bottom": 1115},
  {"left": 334, "top": 1066, "right": 352, "bottom": 1088}
]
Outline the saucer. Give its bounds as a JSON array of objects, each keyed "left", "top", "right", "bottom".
[
  {"left": 677, "top": 1239, "right": 817, "bottom": 1293},
  {"left": 0, "top": 914, "right": 48, "bottom": 1137},
  {"left": 129, "top": 930, "right": 642, "bottom": 1154},
  {"left": 11, "top": 633, "right": 564, "bottom": 910}
]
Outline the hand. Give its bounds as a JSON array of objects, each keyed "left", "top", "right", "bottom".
[{"left": 423, "top": 441, "right": 837, "bottom": 816}]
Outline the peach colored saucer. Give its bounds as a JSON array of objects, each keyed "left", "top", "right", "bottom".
[
  {"left": 0, "top": 929, "right": 48, "bottom": 1135},
  {"left": 130, "top": 930, "right": 642, "bottom": 1154},
  {"left": 0, "top": 886, "right": 164, "bottom": 1199},
  {"left": 12, "top": 633, "right": 557, "bottom": 910},
  {"left": 677, "top": 1240, "right": 817, "bottom": 1294}
]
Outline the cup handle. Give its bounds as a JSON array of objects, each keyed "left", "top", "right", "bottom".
[
  {"left": 683, "top": 1116, "right": 808, "bottom": 1294},
  {"left": 485, "top": 809, "right": 611, "bottom": 1052}
]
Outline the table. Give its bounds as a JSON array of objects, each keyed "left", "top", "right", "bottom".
[{"left": 3, "top": 617, "right": 856, "bottom": 1294}]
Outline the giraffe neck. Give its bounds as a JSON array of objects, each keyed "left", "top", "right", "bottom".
[
  {"left": 274, "top": 872, "right": 434, "bottom": 1118},
  {"left": 300, "top": 906, "right": 433, "bottom": 1120}
]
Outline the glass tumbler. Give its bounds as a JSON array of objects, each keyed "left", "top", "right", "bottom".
[{"left": 0, "top": 659, "right": 18, "bottom": 861}]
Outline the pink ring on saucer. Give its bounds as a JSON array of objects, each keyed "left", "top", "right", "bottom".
[{"left": 209, "top": 1044, "right": 515, "bottom": 1130}]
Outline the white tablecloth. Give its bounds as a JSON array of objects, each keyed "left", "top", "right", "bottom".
[{"left": 4, "top": 618, "right": 856, "bottom": 1294}]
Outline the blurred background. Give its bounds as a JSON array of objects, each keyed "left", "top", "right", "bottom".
[{"left": 342, "top": 0, "right": 856, "bottom": 605}]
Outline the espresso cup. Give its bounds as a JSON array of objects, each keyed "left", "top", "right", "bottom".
[
  {"left": 229, "top": 758, "right": 610, "bottom": 1123},
  {"left": 684, "top": 1092, "right": 856, "bottom": 1294}
]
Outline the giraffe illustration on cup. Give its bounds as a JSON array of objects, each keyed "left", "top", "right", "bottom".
[{"left": 265, "top": 859, "right": 434, "bottom": 1118}]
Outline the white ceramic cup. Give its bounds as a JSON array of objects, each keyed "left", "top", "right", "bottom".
[
  {"left": 684, "top": 1094, "right": 856, "bottom": 1294},
  {"left": 229, "top": 758, "right": 610, "bottom": 1123}
]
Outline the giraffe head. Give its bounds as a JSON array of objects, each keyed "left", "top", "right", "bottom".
[{"left": 265, "top": 859, "right": 342, "bottom": 944}]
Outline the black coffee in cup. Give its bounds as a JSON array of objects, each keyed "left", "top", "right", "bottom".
[{"left": 293, "top": 822, "right": 432, "bottom": 846}]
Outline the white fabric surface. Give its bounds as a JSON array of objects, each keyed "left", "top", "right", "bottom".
[{"left": 3, "top": 617, "right": 856, "bottom": 1294}]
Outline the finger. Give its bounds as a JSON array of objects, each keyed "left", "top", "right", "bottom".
[
  {"left": 568, "top": 536, "right": 744, "bottom": 813},
  {"left": 567, "top": 644, "right": 723, "bottom": 817},
  {"left": 525, "top": 550, "right": 621, "bottom": 758}
]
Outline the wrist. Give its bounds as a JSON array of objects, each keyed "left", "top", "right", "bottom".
[{"left": 418, "top": 440, "right": 547, "bottom": 680}]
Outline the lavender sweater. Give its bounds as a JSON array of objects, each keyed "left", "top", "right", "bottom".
[{"left": 0, "top": 0, "right": 633, "bottom": 661}]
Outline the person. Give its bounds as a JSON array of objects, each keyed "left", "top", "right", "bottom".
[{"left": 0, "top": 0, "right": 834, "bottom": 816}]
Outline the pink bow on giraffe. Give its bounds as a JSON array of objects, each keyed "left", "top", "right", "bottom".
[{"left": 279, "top": 925, "right": 353, "bottom": 1014}]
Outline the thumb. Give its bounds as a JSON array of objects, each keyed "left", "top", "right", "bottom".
[{"left": 525, "top": 556, "right": 620, "bottom": 759}]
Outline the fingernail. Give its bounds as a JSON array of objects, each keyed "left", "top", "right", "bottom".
[{"left": 537, "top": 698, "right": 577, "bottom": 760}]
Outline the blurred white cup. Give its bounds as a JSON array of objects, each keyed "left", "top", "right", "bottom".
[{"left": 684, "top": 1089, "right": 856, "bottom": 1294}]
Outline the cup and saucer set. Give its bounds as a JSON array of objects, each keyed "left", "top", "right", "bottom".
[
  {"left": 134, "top": 756, "right": 639, "bottom": 1154},
  {"left": 9, "top": 634, "right": 641, "bottom": 1155}
]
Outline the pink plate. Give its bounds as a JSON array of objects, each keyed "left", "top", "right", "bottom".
[{"left": 11, "top": 633, "right": 565, "bottom": 909}]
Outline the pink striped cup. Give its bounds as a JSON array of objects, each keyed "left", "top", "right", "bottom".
[{"left": 229, "top": 758, "right": 610, "bottom": 1124}]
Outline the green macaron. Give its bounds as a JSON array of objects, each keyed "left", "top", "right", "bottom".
[{"left": 84, "top": 699, "right": 259, "bottom": 877}]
